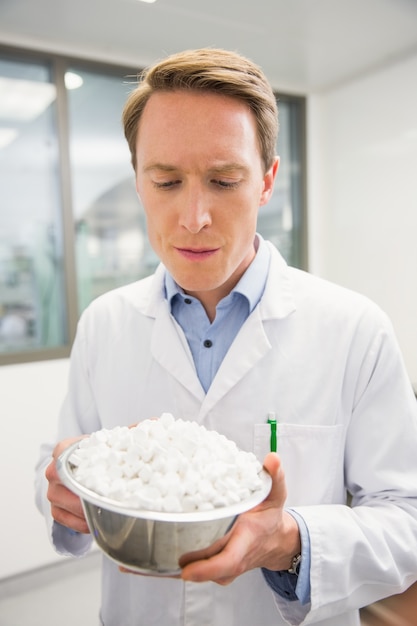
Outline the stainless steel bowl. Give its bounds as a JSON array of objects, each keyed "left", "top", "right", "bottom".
[{"left": 57, "top": 441, "right": 272, "bottom": 576}]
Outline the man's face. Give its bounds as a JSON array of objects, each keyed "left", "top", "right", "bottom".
[{"left": 135, "top": 90, "right": 278, "bottom": 312}]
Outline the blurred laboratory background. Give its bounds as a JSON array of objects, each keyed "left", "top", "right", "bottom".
[{"left": 0, "top": 0, "right": 417, "bottom": 624}]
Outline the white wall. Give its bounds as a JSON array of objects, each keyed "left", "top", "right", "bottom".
[
  {"left": 0, "top": 359, "right": 70, "bottom": 579},
  {"left": 1, "top": 50, "right": 416, "bottom": 582},
  {"left": 308, "top": 53, "right": 417, "bottom": 388}
]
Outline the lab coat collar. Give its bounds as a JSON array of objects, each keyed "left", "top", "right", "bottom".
[
  {"left": 143, "top": 241, "right": 296, "bottom": 322},
  {"left": 260, "top": 241, "right": 297, "bottom": 320},
  {"left": 140, "top": 242, "right": 297, "bottom": 410}
]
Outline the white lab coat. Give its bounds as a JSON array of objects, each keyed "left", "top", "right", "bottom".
[{"left": 36, "top": 242, "right": 417, "bottom": 626}]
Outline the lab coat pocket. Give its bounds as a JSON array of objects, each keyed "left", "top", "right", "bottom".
[{"left": 254, "top": 423, "right": 345, "bottom": 506}]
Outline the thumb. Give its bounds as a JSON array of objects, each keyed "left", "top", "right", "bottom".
[{"left": 262, "top": 452, "right": 287, "bottom": 508}]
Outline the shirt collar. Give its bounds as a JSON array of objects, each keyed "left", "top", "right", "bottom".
[{"left": 165, "top": 234, "right": 270, "bottom": 314}]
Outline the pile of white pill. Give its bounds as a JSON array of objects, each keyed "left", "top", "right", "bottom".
[{"left": 69, "top": 412, "right": 263, "bottom": 513}]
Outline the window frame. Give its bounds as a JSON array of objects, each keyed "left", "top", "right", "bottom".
[
  {"left": 277, "top": 92, "right": 308, "bottom": 271},
  {"left": 0, "top": 44, "right": 307, "bottom": 366}
]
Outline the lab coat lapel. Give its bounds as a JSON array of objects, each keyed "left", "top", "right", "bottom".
[
  {"left": 200, "top": 306, "right": 271, "bottom": 415},
  {"left": 200, "top": 243, "right": 296, "bottom": 416},
  {"left": 150, "top": 301, "right": 205, "bottom": 402},
  {"left": 145, "top": 247, "right": 295, "bottom": 415}
]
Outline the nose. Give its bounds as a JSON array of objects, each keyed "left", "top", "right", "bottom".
[{"left": 179, "top": 183, "right": 211, "bottom": 233}]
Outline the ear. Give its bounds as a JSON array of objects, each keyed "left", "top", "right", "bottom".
[{"left": 259, "top": 157, "right": 279, "bottom": 206}]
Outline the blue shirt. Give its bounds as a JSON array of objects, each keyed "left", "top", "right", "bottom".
[
  {"left": 166, "top": 235, "right": 269, "bottom": 393},
  {"left": 165, "top": 235, "right": 311, "bottom": 605}
]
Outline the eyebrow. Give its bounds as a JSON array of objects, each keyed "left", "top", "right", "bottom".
[
  {"left": 143, "top": 162, "right": 249, "bottom": 175},
  {"left": 143, "top": 163, "right": 178, "bottom": 173},
  {"left": 209, "top": 163, "right": 249, "bottom": 175}
]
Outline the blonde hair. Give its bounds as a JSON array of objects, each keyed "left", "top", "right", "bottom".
[{"left": 122, "top": 48, "right": 278, "bottom": 172}]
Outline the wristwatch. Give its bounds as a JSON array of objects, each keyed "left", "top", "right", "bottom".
[{"left": 288, "top": 552, "right": 302, "bottom": 575}]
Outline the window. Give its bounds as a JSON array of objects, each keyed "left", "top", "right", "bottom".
[
  {"left": 0, "top": 47, "right": 306, "bottom": 365},
  {"left": 66, "top": 67, "right": 159, "bottom": 316},
  {"left": 0, "top": 55, "right": 67, "bottom": 361},
  {"left": 258, "top": 96, "right": 306, "bottom": 269}
]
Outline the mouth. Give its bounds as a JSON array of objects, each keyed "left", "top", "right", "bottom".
[{"left": 175, "top": 246, "right": 219, "bottom": 261}]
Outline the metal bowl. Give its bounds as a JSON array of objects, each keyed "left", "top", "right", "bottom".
[{"left": 57, "top": 440, "right": 272, "bottom": 576}]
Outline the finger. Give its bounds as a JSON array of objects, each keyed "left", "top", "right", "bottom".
[
  {"left": 179, "top": 533, "right": 229, "bottom": 568},
  {"left": 45, "top": 459, "right": 60, "bottom": 484},
  {"left": 260, "top": 452, "right": 287, "bottom": 509},
  {"left": 47, "top": 479, "right": 89, "bottom": 533},
  {"left": 212, "top": 575, "right": 237, "bottom": 586},
  {"left": 263, "top": 451, "right": 281, "bottom": 477},
  {"left": 50, "top": 503, "right": 90, "bottom": 533},
  {"left": 52, "top": 436, "right": 86, "bottom": 461},
  {"left": 47, "top": 482, "right": 85, "bottom": 516},
  {"left": 118, "top": 566, "right": 181, "bottom": 579},
  {"left": 181, "top": 524, "right": 250, "bottom": 583}
]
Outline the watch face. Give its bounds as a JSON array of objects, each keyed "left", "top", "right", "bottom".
[{"left": 288, "top": 553, "right": 301, "bottom": 575}]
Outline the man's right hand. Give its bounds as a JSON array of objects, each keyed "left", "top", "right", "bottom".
[{"left": 45, "top": 437, "right": 90, "bottom": 534}]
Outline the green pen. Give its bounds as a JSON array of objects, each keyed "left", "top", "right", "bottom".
[{"left": 267, "top": 412, "right": 277, "bottom": 452}]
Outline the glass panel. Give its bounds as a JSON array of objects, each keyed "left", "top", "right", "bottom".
[
  {"left": 67, "top": 68, "right": 158, "bottom": 315},
  {"left": 0, "top": 51, "right": 306, "bottom": 364},
  {"left": 257, "top": 98, "right": 305, "bottom": 268},
  {"left": 0, "top": 57, "right": 67, "bottom": 354}
]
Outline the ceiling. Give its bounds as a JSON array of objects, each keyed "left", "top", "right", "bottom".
[{"left": 1, "top": 0, "right": 417, "bottom": 93}]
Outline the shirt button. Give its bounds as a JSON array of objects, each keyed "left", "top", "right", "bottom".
[
  {"left": 184, "top": 298, "right": 192, "bottom": 304},
  {"left": 203, "top": 339, "right": 213, "bottom": 348}
]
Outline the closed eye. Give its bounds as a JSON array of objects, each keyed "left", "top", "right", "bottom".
[
  {"left": 152, "top": 179, "right": 181, "bottom": 189},
  {"left": 211, "top": 179, "right": 239, "bottom": 189}
]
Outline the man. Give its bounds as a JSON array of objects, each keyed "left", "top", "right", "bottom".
[{"left": 36, "top": 48, "right": 417, "bottom": 626}]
